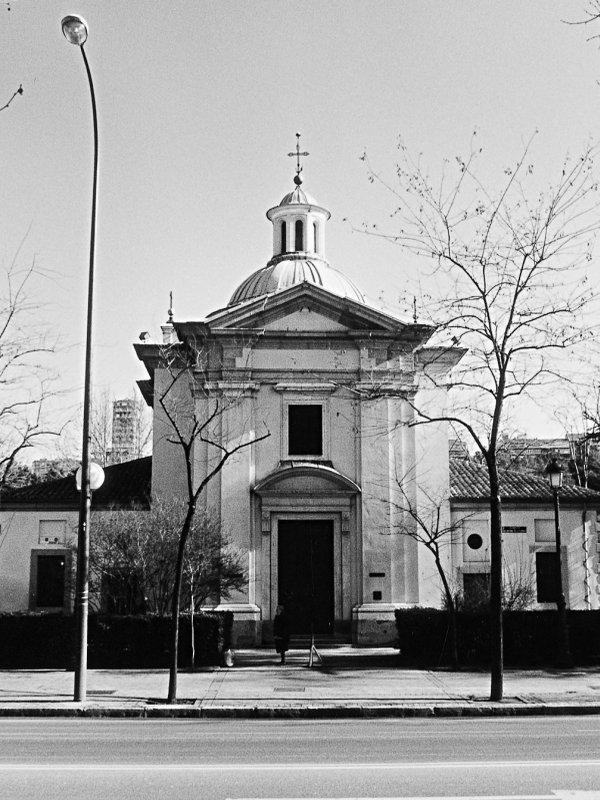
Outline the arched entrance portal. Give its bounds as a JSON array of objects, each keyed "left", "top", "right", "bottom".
[{"left": 253, "top": 462, "right": 360, "bottom": 642}]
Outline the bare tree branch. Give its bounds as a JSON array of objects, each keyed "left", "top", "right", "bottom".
[
  {"left": 563, "top": 1, "right": 600, "bottom": 40},
  {"left": 0, "top": 259, "right": 60, "bottom": 489},
  {"left": 0, "top": 84, "right": 23, "bottom": 113}
]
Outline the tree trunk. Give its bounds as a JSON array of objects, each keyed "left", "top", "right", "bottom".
[
  {"left": 487, "top": 459, "right": 503, "bottom": 701},
  {"left": 436, "top": 555, "right": 459, "bottom": 668},
  {"left": 167, "top": 508, "right": 194, "bottom": 703},
  {"left": 448, "top": 604, "right": 458, "bottom": 669},
  {"left": 190, "top": 588, "right": 195, "bottom": 671}
]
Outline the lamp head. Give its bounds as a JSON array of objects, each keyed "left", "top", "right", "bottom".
[
  {"left": 75, "top": 462, "right": 105, "bottom": 493},
  {"left": 544, "top": 458, "right": 564, "bottom": 490},
  {"left": 61, "top": 15, "right": 88, "bottom": 46}
]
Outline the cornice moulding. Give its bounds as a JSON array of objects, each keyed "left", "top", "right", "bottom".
[{"left": 274, "top": 382, "right": 336, "bottom": 393}]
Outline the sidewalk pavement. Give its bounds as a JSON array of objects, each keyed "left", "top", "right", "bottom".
[{"left": 2, "top": 647, "right": 600, "bottom": 718}]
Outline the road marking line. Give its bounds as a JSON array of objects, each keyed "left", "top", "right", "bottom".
[
  {"left": 227, "top": 795, "right": 557, "bottom": 800},
  {"left": 0, "top": 759, "right": 598, "bottom": 772},
  {"left": 225, "top": 794, "right": 600, "bottom": 800},
  {"left": 226, "top": 795, "right": 600, "bottom": 800}
]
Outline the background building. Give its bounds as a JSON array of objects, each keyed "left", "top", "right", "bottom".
[{"left": 109, "top": 399, "right": 136, "bottom": 464}]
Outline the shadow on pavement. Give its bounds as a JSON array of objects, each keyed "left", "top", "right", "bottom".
[{"left": 234, "top": 647, "right": 401, "bottom": 670}]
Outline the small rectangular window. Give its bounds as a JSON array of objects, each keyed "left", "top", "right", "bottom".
[
  {"left": 288, "top": 404, "right": 322, "bottom": 456},
  {"left": 536, "top": 551, "right": 559, "bottom": 602}
]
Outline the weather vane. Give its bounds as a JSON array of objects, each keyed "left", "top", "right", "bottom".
[{"left": 288, "top": 133, "right": 309, "bottom": 185}]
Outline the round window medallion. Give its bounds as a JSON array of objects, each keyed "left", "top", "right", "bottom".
[{"left": 467, "top": 533, "right": 484, "bottom": 550}]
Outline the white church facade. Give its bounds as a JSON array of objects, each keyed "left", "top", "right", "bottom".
[{"left": 135, "top": 162, "right": 462, "bottom": 645}]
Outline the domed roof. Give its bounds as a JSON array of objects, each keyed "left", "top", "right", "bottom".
[
  {"left": 228, "top": 255, "right": 365, "bottom": 306},
  {"left": 278, "top": 185, "right": 319, "bottom": 207},
  {"left": 228, "top": 141, "right": 365, "bottom": 308}
]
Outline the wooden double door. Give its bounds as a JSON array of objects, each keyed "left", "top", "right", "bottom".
[{"left": 277, "top": 519, "right": 334, "bottom": 635}]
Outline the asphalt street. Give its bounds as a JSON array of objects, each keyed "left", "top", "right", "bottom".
[{"left": 0, "top": 717, "right": 599, "bottom": 799}]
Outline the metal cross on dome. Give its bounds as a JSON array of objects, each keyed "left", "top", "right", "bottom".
[{"left": 288, "top": 133, "right": 309, "bottom": 178}]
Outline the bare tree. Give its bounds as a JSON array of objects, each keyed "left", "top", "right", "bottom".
[
  {"left": 385, "top": 472, "right": 534, "bottom": 667},
  {"left": 502, "top": 543, "right": 535, "bottom": 612},
  {"left": 387, "top": 476, "right": 462, "bottom": 667},
  {"left": 0, "top": 259, "right": 60, "bottom": 488},
  {"left": 156, "top": 341, "right": 269, "bottom": 702},
  {"left": 359, "top": 135, "right": 600, "bottom": 699},
  {"left": 555, "top": 381, "right": 600, "bottom": 489},
  {"left": 577, "top": 380, "right": 600, "bottom": 443}
]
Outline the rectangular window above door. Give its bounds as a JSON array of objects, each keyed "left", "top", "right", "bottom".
[{"left": 288, "top": 404, "right": 322, "bottom": 456}]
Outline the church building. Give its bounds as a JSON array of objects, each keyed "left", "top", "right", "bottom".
[
  {"left": 135, "top": 147, "right": 462, "bottom": 645},
  {"left": 1, "top": 146, "right": 598, "bottom": 639}
]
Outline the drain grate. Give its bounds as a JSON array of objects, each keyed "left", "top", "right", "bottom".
[{"left": 273, "top": 687, "right": 306, "bottom": 692}]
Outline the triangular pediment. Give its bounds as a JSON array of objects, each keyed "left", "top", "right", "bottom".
[
  {"left": 199, "top": 283, "right": 433, "bottom": 339},
  {"left": 257, "top": 306, "right": 351, "bottom": 332}
]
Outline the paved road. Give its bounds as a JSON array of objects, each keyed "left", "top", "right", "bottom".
[{"left": 0, "top": 717, "right": 599, "bottom": 799}]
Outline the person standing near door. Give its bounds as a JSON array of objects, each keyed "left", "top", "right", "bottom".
[{"left": 273, "top": 605, "right": 290, "bottom": 664}]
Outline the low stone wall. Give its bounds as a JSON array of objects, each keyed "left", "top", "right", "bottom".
[{"left": 352, "top": 604, "right": 398, "bottom": 646}]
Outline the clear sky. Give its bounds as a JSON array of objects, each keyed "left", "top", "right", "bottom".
[{"left": 2, "top": 0, "right": 599, "bottom": 457}]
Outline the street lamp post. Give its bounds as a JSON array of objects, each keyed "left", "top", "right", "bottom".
[
  {"left": 61, "top": 14, "right": 99, "bottom": 702},
  {"left": 544, "top": 458, "right": 573, "bottom": 669}
]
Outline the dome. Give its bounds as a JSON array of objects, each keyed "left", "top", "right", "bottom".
[
  {"left": 228, "top": 255, "right": 365, "bottom": 306},
  {"left": 228, "top": 144, "right": 365, "bottom": 308},
  {"left": 277, "top": 186, "right": 319, "bottom": 207}
]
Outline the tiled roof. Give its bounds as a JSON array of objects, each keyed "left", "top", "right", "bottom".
[
  {"left": 450, "top": 460, "right": 600, "bottom": 504},
  {"left": 0, "top": 457, "right": 151, "bottom": 509},
  {"left": 3, "top": 455, "right": 598, "bottom": 510}
]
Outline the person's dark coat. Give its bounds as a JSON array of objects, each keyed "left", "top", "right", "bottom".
[{"left": 273, "top": 608, "right": 290, "bottom": 654}]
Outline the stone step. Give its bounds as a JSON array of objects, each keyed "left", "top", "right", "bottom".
[{"left": 288, "top": 635, "right": 351, "bottom": 648}]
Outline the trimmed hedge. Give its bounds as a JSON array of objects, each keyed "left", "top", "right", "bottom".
[
  {"left": 0, "top": 612, "right": 233, "bottom": 669},
  {"left": 395, "top": 608, "right": 600, "bottom": 668}
]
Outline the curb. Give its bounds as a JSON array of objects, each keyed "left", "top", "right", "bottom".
[{"left": 1, "top": 702, "right": 600, "bottom": 719}]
